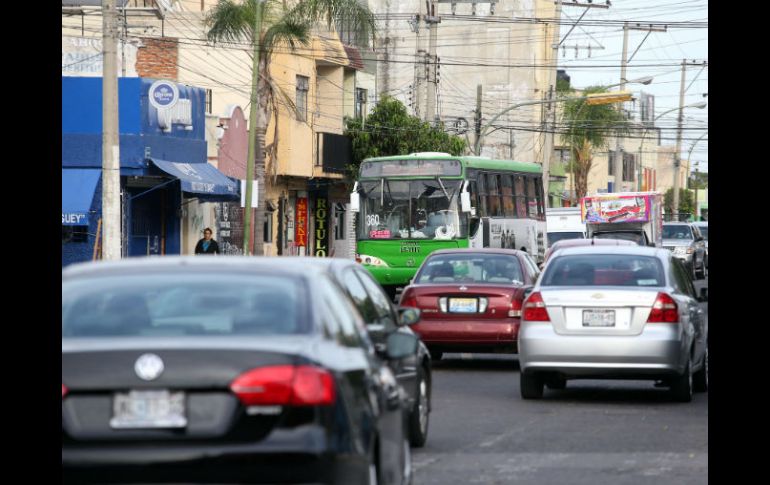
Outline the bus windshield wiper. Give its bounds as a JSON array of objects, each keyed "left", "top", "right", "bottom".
[{"left": 436, "top": 177, "right": 450, "bottom": 201}]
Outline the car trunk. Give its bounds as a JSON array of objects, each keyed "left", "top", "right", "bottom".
[
  {"left": 406, "top": 284, "right": 521, "bottom": 320},
  {"left": 62, "top": 337, "right": 320, "bottom": 443},
  {"left": 538, "top": 288, "right": 660, "bottom": 336}
]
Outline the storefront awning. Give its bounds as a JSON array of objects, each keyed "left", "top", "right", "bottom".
[
  {"left": 149, "top": 159, "right": 239, "bottom": 198},
  {"left": 62, "top": 168, "right": 101, "bottom": 226}
]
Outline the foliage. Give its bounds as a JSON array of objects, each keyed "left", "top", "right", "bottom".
[
  {"left": 344, "top": 96, "right": 467, "bottom": 179},
  {"left": 558, "top": 85, "right": 630, "bottom": 202},
  {"left": 664, "top": 188, "right": 695, "bottom": 217}
]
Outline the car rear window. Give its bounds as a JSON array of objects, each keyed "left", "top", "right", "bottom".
[
  {"left": 541, "top": 254, "right": 664, "bottom": 287},
  {"left": 547, "top": 232, "right": 584, "bottom": 245},
  {"left": 415, "top": 254, "right": 524, "bottom": 284},
  {"left": 62, "top": 273, "right": 309, "bottom": 338}
]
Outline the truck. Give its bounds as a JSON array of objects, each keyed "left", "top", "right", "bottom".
[
  {"left": 580, "top": 192, "right": 663, "bottom": 247},
  {"left": 545, "top": 207, "right": 586, "bottom": 245}
]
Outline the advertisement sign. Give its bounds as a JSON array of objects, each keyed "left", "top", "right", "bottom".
[
  {"left": 314, "top": 196, "right": 330, "bottom": 257},
  {"left": 581, "top": 195, "right": 651, "bottom": 223},
  {"left": 295, "top": 198, "right": 308, "bottom": 247}
]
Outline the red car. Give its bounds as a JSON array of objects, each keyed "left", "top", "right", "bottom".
[{"left": 399, "top": 249, "right": 539, "bottom": 360}]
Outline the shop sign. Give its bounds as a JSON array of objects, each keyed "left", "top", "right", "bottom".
[
  {"left": 148, "top": 80, "right": 192, "bottom": 131},
  {"left": 314, "top": 197, "right": 330, "bottom": 257},
  {"left": 295, "top": 198, "right": 308, "bottom": 247}
]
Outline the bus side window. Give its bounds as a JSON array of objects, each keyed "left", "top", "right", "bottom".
[
  {"left": 489, "top": 174, "right": 502, "bottom": 217},
  {"left": 501, "top": 175, "right": 515, "bottom": 217},
  {"left": 513, "top": 175, "right": 527, "bottom": 219},
  {"left": 478, "top": 173, "right": 489, "bottom": 217},
  {"left": 526, "top": 176, "right": 538, "bottom": 219},
  {"left": 535, "top": 177, "right": 545, "bottom": 220}
]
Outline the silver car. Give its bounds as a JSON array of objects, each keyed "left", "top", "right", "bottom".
[
  {"left": 662, "top": 222, "right": 707, "bottom": 279},
  {"left": 518, "top": 246, "right": 708, "bottom": 402},
  {"left": 692, "top": 221, "right": 708, "bottom": 269}
]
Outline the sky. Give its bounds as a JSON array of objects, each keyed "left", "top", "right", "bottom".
[{"left": 556, "top": 0, "right": 708, "bottom": 171}]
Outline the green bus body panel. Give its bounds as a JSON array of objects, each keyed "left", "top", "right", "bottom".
[
  {"left": 357, "top": 239, "right": 470, "bottom": 286},
  {"left": 359, "top": 155, "right": 542, "bottom": 178}
]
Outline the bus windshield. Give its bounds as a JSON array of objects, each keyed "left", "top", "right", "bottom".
[{"left": 357, "top": 179, "right": 468, "bottom": 240}]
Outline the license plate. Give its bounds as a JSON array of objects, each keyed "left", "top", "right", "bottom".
[
  {"left": 582, "top": 309, "right": 616, "bottom": 327},
  {"left": 449, "top": 298, "right": 478, "bottom": 313},
  {"left": 110, "top": 390, "right": 187, "bottom": 429}
]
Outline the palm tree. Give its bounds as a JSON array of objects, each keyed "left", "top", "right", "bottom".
[
  {"left": 559, "top": 85, "right": 629, "bottom": 202},
  {"left": 206, "top": 0, "right": 375, "bottom": 255}
]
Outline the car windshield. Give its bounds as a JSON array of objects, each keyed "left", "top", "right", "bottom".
[
  {"left": 415, "top": 254, "right": 524, "bottom": 285},
  {"left": 542, "top": 254, "right": 665, "bottom": 287},
  {"left": 547, "top": 232, "right": 584, "bottom": 245},
  {"left": 357, "top": 179, "right": 468, "bottom": 240},
  {"left": 697, "top": 226, "right": 708, "bottom": 239},
  {"left": 592, "top": 231, "right": 645, "bottom": 245},
  {"left": 663, "top": 225, "right": 693, "bottom": 240},
  {"left": 62, "top": 273, "right": 309, "bottom": 338}
]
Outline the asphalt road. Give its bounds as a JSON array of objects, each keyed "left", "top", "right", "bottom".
[{"left": 412, "top": 279, "right": 708, "bottom": 485}]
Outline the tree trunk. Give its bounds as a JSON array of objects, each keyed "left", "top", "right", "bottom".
[{"left": 252, "top": 54, "right": 270, "bottom": 256}]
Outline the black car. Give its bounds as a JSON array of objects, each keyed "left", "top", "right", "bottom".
[
  {"left": 307, "top": 258, "right": 433, "bottom": 448},
  {"left": 62, "top": 257, "right": 416, "bottom": 485}
]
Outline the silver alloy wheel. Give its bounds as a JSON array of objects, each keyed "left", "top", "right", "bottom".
[{"left": 418, "top": 379, "right": 429, "bottom": 434}]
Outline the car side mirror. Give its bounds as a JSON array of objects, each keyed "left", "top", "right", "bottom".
[
  {"left": 397, "top": 307, "right": 421, "bottom": 326},
  {"left": 699, "top": 288, "right": 708, "bottom": 302},
  {"left": 386, "top": 332, "right": 418, "bottom": 360}
]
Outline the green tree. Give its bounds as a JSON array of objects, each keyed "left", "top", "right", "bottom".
[
  {"left": 344, "top": 95, "right": 466, "bottom": 179},
  {"left": 665, "top": 188, "right": 695, "bottom": 219},
  {"left": 206, "top": 0, "right": 375, "bottom": 255},
  {"left": 558, "top": 85, "right": 629, "bottom": 202}
]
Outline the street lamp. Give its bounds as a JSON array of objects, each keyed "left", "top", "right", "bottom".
[
  {"left": 474, "top": 76, "right": 653, "bottom": 207},
  {"left": 637, "top": 102, "right": 707, "bottom": 215}
]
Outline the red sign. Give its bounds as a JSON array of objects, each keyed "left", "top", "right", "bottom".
[
  {"left": 295, "top": 198, "right": 307, "bottom": 247},
  {"left": 369, "top": 230, "right": 391, "bottom": 239}
]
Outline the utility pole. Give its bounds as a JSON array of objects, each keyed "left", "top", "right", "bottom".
[
  {"left": 544, "top": 0, "right": 609, "bottom": 207},
  {"left": 102, "top": 0, "right": 121, "bottom": 260},
  {"left": 474, "top": 84, "right": 482, "bottom": 154},
  {"left": 672, "top": 59, "right": 687, "bottom": 221},
  {"left": 425, "top": 1, "right": 440, "bottom": 123},
  {"left": 413, "top": 2, "right": 427, "bottom": 118},
  {"left": 614, "top": 22, "right": 666, "bottom": 192}
]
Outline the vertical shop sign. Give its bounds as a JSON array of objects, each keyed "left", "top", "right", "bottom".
[
  {"left": 314, "top": 196, "right": 329, "bottom": 257},
  {"left": 295, "top": 198, "right": 307, "bottom": 247}
]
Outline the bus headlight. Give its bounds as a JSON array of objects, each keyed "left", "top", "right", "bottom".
[{"left": 359, "top": 254, "right": 389, "bottom": 267}]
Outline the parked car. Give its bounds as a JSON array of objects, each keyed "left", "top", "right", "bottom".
[
  {"left": 692, "top": 221, "right": 708, "bottom": 269},
  {"left": 543, "top": 238, "right": 637, "bottom": 264},
  {"left": 306, "top": 257, "right": 433, "bottom": 448},
  {"left": 662, "top": 222, "right": 707, "bottom": 279},
  {"left": 62, "top": 257, "right": 415, "bottom": 485},
  {"left": 518, "top": 246, "right": 708, "bottom": 402},
  {"left": 399, "top": 249, "right": 540, "bottom": 360}
]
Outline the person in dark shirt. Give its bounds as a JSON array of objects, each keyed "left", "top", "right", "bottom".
[{"left": 194, "top": 227, "right": 220, "bottom": 255}]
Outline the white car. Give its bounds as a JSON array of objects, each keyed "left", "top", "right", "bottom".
[{"left": 518, "top": 246, "right": 708, "bottom": 402}]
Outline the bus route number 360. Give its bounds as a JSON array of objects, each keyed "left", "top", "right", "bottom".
[{"left": 366, "top": 215, "right": 380, "bottom": 227}]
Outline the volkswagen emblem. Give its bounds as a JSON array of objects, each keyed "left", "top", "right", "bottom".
[{"left": 134, "top": 354, "right": 164, "bottom": 381}]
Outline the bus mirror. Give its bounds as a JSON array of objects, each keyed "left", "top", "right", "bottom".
[
  {"left": 350, "top": 192, "right": 360, "bottom": 213},
  {"left": 461, "top": 191, "right": 472, "bottom": 213}
]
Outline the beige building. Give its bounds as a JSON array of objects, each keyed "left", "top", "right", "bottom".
[{"left": 368, "top": 0, "right": 558, "bottom": 162}]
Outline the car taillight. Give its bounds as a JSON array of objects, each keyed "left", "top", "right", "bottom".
[
  {"left": 522, "top": 292, "right": 550, "bottom": 321},
  {"left": 647, "top": 292, "right": 679, "bottom": 323},
  {"left": 400, "top": 289, "right": 418, "bottom": 308},
  {"left": 62, "top": 384, "right": 68, "bottom": 399},
  {"left": 509, "top": 297, "right": 522, "bottom": 318},
  {"left": 230, "top": 365, "right": 336, "bottom": 406}
]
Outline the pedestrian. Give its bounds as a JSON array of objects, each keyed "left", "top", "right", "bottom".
[{"left": 195, "top": 227, "right": 220, "bottom": 255}]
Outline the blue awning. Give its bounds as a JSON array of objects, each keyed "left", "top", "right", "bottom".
[
  {"left": 62, "top": 168, "right": 101, "bottom": 226},
  {"left": 150, "top": 159, "right": 239, "bottom": 198}
]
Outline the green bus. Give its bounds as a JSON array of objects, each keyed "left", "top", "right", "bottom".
[{"left": 351, "top": 152, "right": 547, "bottom": 298}]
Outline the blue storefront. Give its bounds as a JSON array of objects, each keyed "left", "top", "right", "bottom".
[{"left": 62, "top": 77, "right": 238, "bottom": 266}]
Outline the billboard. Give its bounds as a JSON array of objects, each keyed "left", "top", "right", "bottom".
[{"left": 581, "top": 194, "right": 652, "bottom": 223}]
